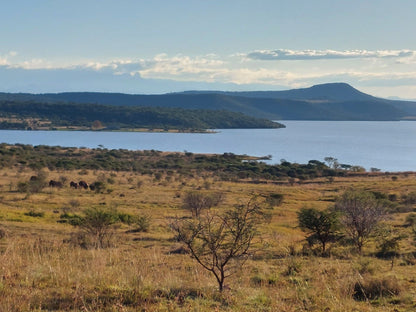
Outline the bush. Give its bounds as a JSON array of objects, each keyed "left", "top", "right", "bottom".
[
  {"left": 285, "top": 257, "right": 302, "bottom": 276},
  {"left": 70, "top": 207, "right": 120, "bottom": 249},
  {"left": 24, "top": 210, "right": 45, "bottom": 218},
  {"left": 59, "top": 213, "right": 83, "bottom": 226},
  {"left": 182, "top": 191, "right": 225, "bottom": 217},
  {"left": 250, "top": 274, "right": 278, "bottom": 287},
  {"left": 401, "top": 192, "right": 416, "bottom": 205},
  {"left": 353, "top": 276, "right": 402, "bottom": 301},
  {"left": 90, "top": 181, "right": 106, "bottom": 193},
  {"left": 375, "top": 226, "right": 407, "bottom": 259},
  {"left": 68, "top": 199, "right": 81, "bottom": 209},
  {"left": 18, "top": 171, "right": 48, "bottom": 194},
  {"left": 0, "top": 227, "right": 6, "bottom": 239},
  {"left": 132, "top": 215, "right": 151, "bottom": 232},
  {"left": 266, "top": 193, "right": 284, "bottom": 208},
  {"left": 405, "top": 213, "right": 416, "bottom": 227}
]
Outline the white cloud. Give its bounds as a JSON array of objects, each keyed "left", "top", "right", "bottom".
[
  {"left": 246, "top": 49, "right": 415, "bottom": 61},
  {"left": 1, "top": 49, "right": 416, "bottom": 98},
  {"left": 0, "top": 51, "right": 16, "bottom": 66}
]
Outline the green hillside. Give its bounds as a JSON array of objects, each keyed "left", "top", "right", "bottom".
[{"left": 0, "top": 101, "right": 284, "bottom": 131}]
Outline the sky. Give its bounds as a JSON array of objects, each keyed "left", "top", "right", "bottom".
[{"left": 1, "top": 0, "right": 416, "bottom": 99}]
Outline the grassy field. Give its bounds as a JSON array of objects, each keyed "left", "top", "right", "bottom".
[{"left": 0, "top": 165, "right": 415, "bottom": 311}]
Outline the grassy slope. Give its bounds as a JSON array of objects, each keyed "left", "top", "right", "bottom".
[{"left": 0, "top": 164, "right": 415, "bottom": 311}]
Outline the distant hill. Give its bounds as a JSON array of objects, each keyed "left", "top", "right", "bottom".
[
  {"left": 182, "top": 82, "right": 378, "bottom": 102},
  {"left": 0, "top": 101, "right": 283, "bottom": 131},
  {"left": 1, "top": 83, "right": 416, "bottom": 120}
]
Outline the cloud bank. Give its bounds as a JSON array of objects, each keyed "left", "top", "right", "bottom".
[
  {"left": 1, "top": 49, "right": 416, "bottom": 98},
  {"left": 246, "top": 49, "right": 415, "bottom": 61}
]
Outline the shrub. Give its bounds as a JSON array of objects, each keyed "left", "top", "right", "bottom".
[
  {"left": 405, "top": 213, "right": 416, "bottom": 227},
  {"left": 132, "top": 215, "right": 151, "bottom": 232},
  {"left": 375, "top": 226, "right": 407, "bottom": 260},
  {"left": 59, "top": 213, "right": 83, "bottom": 226},
  {"left": 285, "top": 257, "right": 302, "bottom": 276},
  {"left": 68, "top": 199, "right": 81, "bottom": 209},
  {"left": 182, "top": 191, "right": 225, "bottom": 217},
  {"left": 401, "top": 192, "right": 416, "bottom": 205},
  {"left": 18, "top": 171, "right": 48, "bottom": 194},
  {"left": 266, "top": 193, "right": 284, "bottom": 208},
  {"left": 136, "top": 179, "right": 144, "bottom": 189},
  {"left": 73, "top": 207, "right": 120, "bottom": 249},
  {"left": 90, "top": 181, "right": 106, "bottom": 193},
  {"left": 24, "top": 210, "right": 45, "bottom": 218},
  {"left": 354, "top": 258, "right": 377, "bottom": 275},
  {"left": 0, "top": 227, "right": 6, "bottom": 239},
  {"left": 353, "top": 276, "right": 402, "bottom": 301}
]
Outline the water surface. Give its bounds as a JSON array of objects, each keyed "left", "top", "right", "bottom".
[{"left": 1, "top": 121, "right": 415, "bottom": 172}]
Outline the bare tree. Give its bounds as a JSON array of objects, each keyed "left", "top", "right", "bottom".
[
  {"left": 335, "top": 189, "right": 387, "bottom": 254},
  {"left": 172, "top": 197, "right": 266, "bottom": 291},
  {"left": 182, "top": 191, "right": 224, "bottom": 217}
]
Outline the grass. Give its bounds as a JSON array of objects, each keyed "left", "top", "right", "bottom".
[{"left": 0, "top": 166, "right": 416, "bottom": 311}]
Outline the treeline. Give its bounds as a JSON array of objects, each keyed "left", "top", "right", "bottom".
[
  {"left": 0, "top": 101, "right": 283, "bottom": 130},
  {"left": 0, "top": 144, "right": 348, "bottom": 181}
]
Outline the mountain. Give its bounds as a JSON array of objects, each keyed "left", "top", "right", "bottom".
[
  {"left": 1, "top": 83, "right": 416, "bottom": 120},
  {"left": 182, "top": 82, "right": 378, "bottom": 102}
]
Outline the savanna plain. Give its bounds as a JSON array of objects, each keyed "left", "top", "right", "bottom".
[{"left": 0, "top": 146, "right": 415, "bottom": 312}]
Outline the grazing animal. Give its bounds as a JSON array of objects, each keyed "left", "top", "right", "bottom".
[
  {"left": 70, "top": 181, "right": 78, "bottom": 189},
  {"left": 49, "top": 180, "right": 63, "bottom": 188},
  {"left": 89, "top": 183, "right": 96, "bottom": 191},
  {"left": 78, "top": 180, "right": 88, "bottom": 189}
]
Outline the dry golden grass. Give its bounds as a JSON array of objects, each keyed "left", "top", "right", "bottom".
[{"left": 0, "top": 167, "right": 415, "bottom": 311}]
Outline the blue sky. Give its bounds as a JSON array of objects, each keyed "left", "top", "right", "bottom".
[{"left": 1, "top": 0, "right": 416, "bottom": 98}]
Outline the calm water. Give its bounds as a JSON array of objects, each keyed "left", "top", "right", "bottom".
[{"left": 1, "top": 121, "right": 416, "bottom": 172}]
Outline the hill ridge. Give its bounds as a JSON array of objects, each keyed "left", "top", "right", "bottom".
[{"left": 1, "top": 83, "right": 416, "bottom": 121}]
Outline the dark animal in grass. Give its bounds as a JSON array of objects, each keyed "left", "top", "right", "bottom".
[
  {"left": 70, "top": 181, "right": 78, "bottom": 189},
  {"left": 78, "top": 180, "right": 88, "bottom": 189},
  {"left": 30, "top": 175, "right": 38, "bottom": 181},
  {"left": 89, "top": 183, "right": 96, "bottom": 191},
  {"left": 49, "top": 180, "right": 63, "bottom": 188}
]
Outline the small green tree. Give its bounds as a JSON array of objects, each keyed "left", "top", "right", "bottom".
[
  {"left": 172, "top": 198, "right": 266, "bottom": 291},
  {"left": 78, "top": 207, "right": 119, "bottom": 249},
  {"left": 376, "top": 226, "right": 407, "bottom": 268},
  {"left": 297, "top": 207, "right": 339, "bottom": 253}
]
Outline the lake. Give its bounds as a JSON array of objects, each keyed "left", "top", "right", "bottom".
[{"left": 1, "top": 121, "right": 415, "bottom": 172}]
